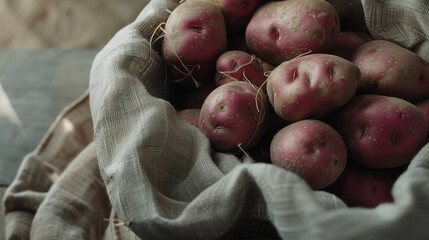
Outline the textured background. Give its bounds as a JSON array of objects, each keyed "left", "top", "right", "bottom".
[{"left": 0, "top": 0, "right": 150, "bottom": 51}]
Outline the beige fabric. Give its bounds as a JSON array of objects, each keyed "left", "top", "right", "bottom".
[
  {"left": 2, "top": 0, "right": 429, "bottom": 239},
  {"left": 362, "top": 0, "right": 429, "bottom": 62},
  {"left": 2, "top": 93, "right": 138, "bottom": 239}
]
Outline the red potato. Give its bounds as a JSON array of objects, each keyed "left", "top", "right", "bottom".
[
  {"left": 325, "top": 162, "right": 404, "bottom": 208},
  {"left": 329, "top": 94, "right": 428, "bottom": 168},
  {"left": 266, "top": 53, "right": 360, "bottom": 122},
  {"left": 162, "top": 0, "right": 227, "bottom": 87},
  {"left": 270, "top": 119, "right": 347, "bottom": 189},
  {"left": 352, "top": 40, "right": 429, "bottom": 102},
  {"left": 177, "top": 109, "right": 201, "bottom": 128},
  {"left": 330, "top": 31, "right": 372, "bottom": 60},
  {"left": 214, "top": 50, "right": 274, "bottom": 90},
  {"left": 205, "top": 0, "right": 262, "bottom": 32},
  {"left": 199, "top": 81, "right": 269, "bottom": 152},
  {"left": 245, "top": 0, "right": 340, "bottom": 65}
]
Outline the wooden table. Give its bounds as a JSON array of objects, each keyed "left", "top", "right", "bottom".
[{"left": 0, "top": 49, "right": 98, "bottom": 186}]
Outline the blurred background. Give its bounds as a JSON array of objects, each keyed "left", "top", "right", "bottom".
[{"left": 0, "top": 0, "right": 150, "bottom": 51}]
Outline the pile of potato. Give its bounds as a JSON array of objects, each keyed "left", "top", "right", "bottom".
[{"left": 159, "top": 0, "right": 429, "bottom": 208}]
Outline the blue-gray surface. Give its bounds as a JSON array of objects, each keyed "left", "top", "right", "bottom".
[{"left": 0, "top": 49, "right": 98, "bottom": 185}]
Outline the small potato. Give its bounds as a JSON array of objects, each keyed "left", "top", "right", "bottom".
[
  {"left": 266, "top": 54, "right": 360, "bottom": 122},
  {"left": 214, "top": 50, "right": 274, "bottom": 90},
  {"left": 199, "top": 81, "right": 269, "bottom": 152},
  {"left": 270, "top": 119, "right": 347, "bottom": 189},
  {"left": 352, "top": 40, "right": 429, "bottom": 102}
]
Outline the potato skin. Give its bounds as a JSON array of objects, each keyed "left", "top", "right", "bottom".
[
  {"left": 270, "top": 119, "right": 347, "bottom": 189},
  {"left": 266, "top": 54, "right": 360, "bottom": 122},
  {"left": 352, "top": 40, "right": 429, "bottom": 102},
  {"left": 330, "top": 94, "right": 428, "bottom": 168}
]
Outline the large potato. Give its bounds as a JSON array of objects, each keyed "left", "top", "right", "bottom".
[
  {"left": 245, "top": 0, "right": 340, "bottom": 65},
  {"left": 266, "top": 53, "right": 360, "bottom": 122},
  {"left": 162, "top": 0, "right": 227, "bottom": 87},
  {"left": 352, "top": 40, "right": 429, "bottom": 102},
  {"left": 329, "top": 94, "right": 428, "bottom": 168}
]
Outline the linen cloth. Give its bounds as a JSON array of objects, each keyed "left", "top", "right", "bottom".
[{"left": 3, "top": 0, "right": 429, "bottom": 239}]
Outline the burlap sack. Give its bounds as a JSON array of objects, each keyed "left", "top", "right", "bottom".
[{"left": 3, "top": 0, "right": 429, "bottom": 239}]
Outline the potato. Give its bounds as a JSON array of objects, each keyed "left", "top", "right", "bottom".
[
  {"left": 214, "top": 50, "right": 274, "bottom": 90},
  {"left": 245, "top": 0, "right": 340, "bottom": 65},
  {"left": 162, "top": 0, "right": 227, "bottom": 87},
  {"left": 199, "top": 81, "right": 269, "bottom": 152},
  {"left": 270, "top": 119, "right": 347, "bottom": 189},
  {"left": 326, "top": 162, "right": 404, "bottom": 208},
  {"left": 329, "top": 94, "right": 428, "bottom": 168},
  {"left": 352, "top": 40, "right": 429, "bottom": 102},
  {"left": 266, "top": 53, "right": 360, "bottom": 122}
]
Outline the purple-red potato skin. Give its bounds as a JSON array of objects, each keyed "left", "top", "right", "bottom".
[
  {"left": 245, "top": 0, "right": 340, "bottom": 65},
  {"left": 177, "top": 109, "right": 201, "bottom": 128},
  {"left": 331, "top": 31, "right": 372, "bottom": 60},
  {"left": 330, "top": 94, "right": 428, "bottom": 168},
  {"left": 352, "top": 40, "right": 429, "bottom": 102},
  {"left": 326, "top": 163, "right": 404, "bottom": 208},
  {"left": 162, "top": 0, "right": 227, "bottom": 86},
  {"left": 266, "top": 54, "right": 360, "bottom": 122},
  {"left": 199, "top": 81, "right": 269, "bottom": 152},
  {"left": 206, "top": 0, "right": 262, "bottom": 32},
  {"left": 214, "top": 50, "right": 274, "bottom": 89},
  {"left": 270, "top": 119, "right": 347, "bottom": 189}
]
